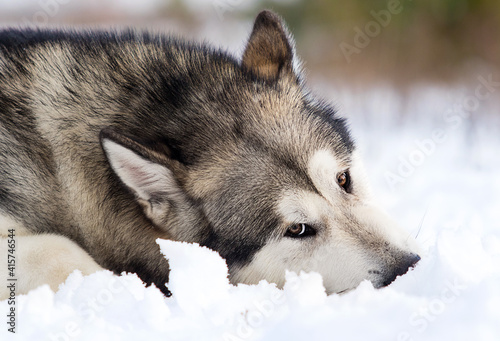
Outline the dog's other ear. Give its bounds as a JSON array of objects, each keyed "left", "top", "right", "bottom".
[
  {"left": 242, "top": 10, "right": 299, "bottom": 81},
  {"left": 100, "top": 128, "right": 186, "bottom": 228}
]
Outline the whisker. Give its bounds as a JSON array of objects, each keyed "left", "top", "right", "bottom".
[
  {"left": 407, "top": 208, "right": 428, "bottom": 241},
  {"left": 415, "top": 209, "right": 428, "bottom": 239}
]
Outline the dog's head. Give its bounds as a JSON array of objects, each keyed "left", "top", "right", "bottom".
[{"left": 100, "top": 11, "right": 419, "bottom": 294}]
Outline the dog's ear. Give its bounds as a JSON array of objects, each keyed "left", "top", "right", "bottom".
[
  {"left": 242, "top": 10, "right": 299, "bottom": 81},
  {"left": 100, "top": 128, "right": 187, "bottom": 228}
]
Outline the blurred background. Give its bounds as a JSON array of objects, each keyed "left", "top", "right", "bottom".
[{"left": 0, "top": 0, "right": 498, "bottom": 85}]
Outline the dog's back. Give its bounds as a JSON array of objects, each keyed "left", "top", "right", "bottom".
[{"left": 0, "top": 28, "right": 226, "bottom": 294}]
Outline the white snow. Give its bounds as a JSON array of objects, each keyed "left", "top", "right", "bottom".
[{"left": 2, "top": 83, "right": 500, "bottom": 340}]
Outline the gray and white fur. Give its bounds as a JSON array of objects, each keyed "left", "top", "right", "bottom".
[{"left": 0, "top": 11, "right": 419, "bottom": 298}]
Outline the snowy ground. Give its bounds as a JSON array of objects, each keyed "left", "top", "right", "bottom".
[{"left": 2, "top": 82, "right": 500, "bottom": 340}]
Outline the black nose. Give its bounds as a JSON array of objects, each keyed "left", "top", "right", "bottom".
[{"left": 382, "top": 253, "right": 420, "bottom": 287}]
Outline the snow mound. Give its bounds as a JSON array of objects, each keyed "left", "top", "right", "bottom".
[{"left": 3, "top": 227, "right": 500, "bottom": 340}]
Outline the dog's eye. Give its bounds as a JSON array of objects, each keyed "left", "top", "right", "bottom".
[
  {"left": 285, "top": 223, "right": 316, "bottom": 238},
  {"left": 337, "top": 171, "right": 351, "bottom": 192}
]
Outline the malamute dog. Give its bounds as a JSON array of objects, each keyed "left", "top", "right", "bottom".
[{"left": 0, "top": 11, "right": 419, "bottom": 298}]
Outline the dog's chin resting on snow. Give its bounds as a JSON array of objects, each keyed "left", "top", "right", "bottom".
[{"left": 0, "top": 10, "right": 419, "bottom": 299}]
